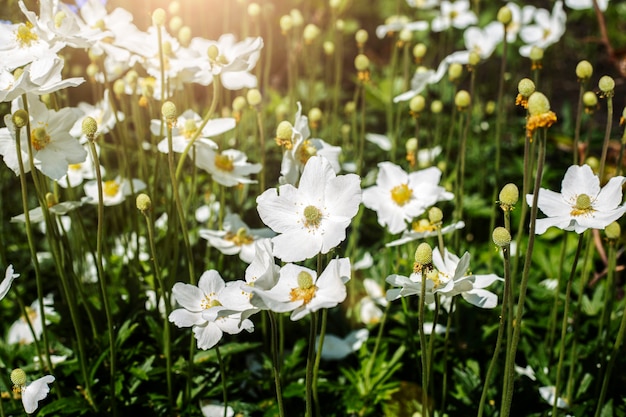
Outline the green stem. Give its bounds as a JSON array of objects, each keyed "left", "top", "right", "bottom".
[
  {"left": 313, "top": 309, "right": 328, "bottom": 417},
  {"left": 552, "top": 232, "right": 586, "bottom": 417},
  {"left": 599, "top": 94, "right": 613, "bottom": 180},
  {"left": 268, "top": 312, "right": 286, "bottom": 417},
  {"left": 215, "top": 345, "right": 228, "bottom": 417},
  {"left": 306, "top": 311, "right": 318, "bottom": 417},
  {"left": 419, "top": 267, "right": 429, "bottom": 417}
]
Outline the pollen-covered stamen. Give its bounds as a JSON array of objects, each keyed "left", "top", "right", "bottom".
[
  {"left": 426, "top": 268, "right": 444, "bottom": 288},
  {"left": 289, "top": 271, "right": 317, "bottom": 304},
  {"left": 297, "top": 140, "right": 318, "bottom": 165},
  {"left": 214, "top": 153, "right": 234, "bottom": 172},
  {"left": 16, "top": 23, "right": 38, "bottom": 47},
  {"left": 224, "top": 227, "right": 254, "bottom": 246},
  {"left": 54, "top": 11, "right": 67, "bottom": 28},
  {"left": 390, "top": 183, "right": 413, "bottom": 206},
  {"left": 182, "top": 119, "right": 198, "bottom": 139},
  {"left": 103, "top": 180, "right": 120, "bottom": 197},
  {"left": 200, "top": 294, "right": 221, "bottom": 309},
  {"left": 303, "top": 205, "right": 323, "bottom": 228},
  {"left": 31, "top": 127, "right": 51, "bottom": 151},
  {"left": 412, "top": 218, "right": 437, "bottom": 233},
  {"left": 571, "top": 193, "right": 595, "bottom": 216}
]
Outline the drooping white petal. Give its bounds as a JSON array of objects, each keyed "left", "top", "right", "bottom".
[{"left": 22, "top": 375, "right": 55, "bottom": 414}]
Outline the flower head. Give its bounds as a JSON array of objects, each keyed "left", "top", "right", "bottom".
[
  {"left": 362, "top": 162, "right": 453, "bottom": 234},
  {"left": 249, "top": 258, "right": 351, "bottom": 320},
  {"left": 195, "top": 145, "right": 261, "bottom": 187},
  {"left": 11, "top": 369, "right": 55, "bottom": 414},
  {"left": 527, "top": 164, "right": 626, "bottom": 234},
  {"left": 257, "top": 156, "right": 361, "bottom": 262}
]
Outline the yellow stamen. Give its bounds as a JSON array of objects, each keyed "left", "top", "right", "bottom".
[
  {"left": 390, "top": 183, "right": 413, "bottom": 206},
  {"left": 303, "top": 205, "right": 323, "bottom": 228},
  {"left": 16, "top": 23, "right": 38, "bottom": 47},
  {"left": 570, "top": 193, "right": 595, "bottom": 216},
  {"left": 297, "top": 140, "right": 317, "bottom": 165},
  {"left": 103, "top": 180, "right": 120, "bottom": 197},
  {"left": 289, "top": 271, "right": 317, "bottom": 304},
  {"left": 30, "top": 127, "right": 51, "bottom": 151},
  {"left": 214, "top": 153, "right": 234, "bottom": 172},
  {"left": 224, "top": 227, "right": 254, "bottom": 246}
]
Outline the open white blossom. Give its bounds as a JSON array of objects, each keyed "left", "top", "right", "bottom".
[
  {"left": 1, "top": 265, "right": 19, "bottom": 300},
  {"left": 527, "top": 164, "right": 626, "bottom": 235}
]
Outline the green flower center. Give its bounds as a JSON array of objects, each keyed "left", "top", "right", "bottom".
[
  {"left": 30, "top": 127, "right": 51, "bottom": 151},
  {"left": 303, "top": 205, "right": 323, "bottom": 228},
  {"left": 290, "top": 271, "right": 317, "bottom": 304},
  {"left": 214, "top": 153, "right": 234, "bottom": 172},
  {"left": 390, "top": 183, "right": 412, "bottom": 206},
  {"left": 183, "top": 119, "right": 198, "bottom": 139},
  {"left": 571, "top": 193, "right": 595, "bottom": 216},
  {"left": 200, "top": 294, "right": 221, "bottom": 309},
  {"left": 16, "top": 23, "right": 38, "bottom": 47}
]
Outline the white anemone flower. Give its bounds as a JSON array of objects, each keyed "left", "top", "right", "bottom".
[
  {"left": 168, "top": 270, "right": 254, "bottom": 350},
  {"left": 539, "top": 386, "right": 569, "bottom": 409},
  {"left": 386, "top": 247, "right": 502, "bottom": 308},
  {"left": 8, "top": 295, "right": 56, "bottom": 345},
  {"left": 445, "top": 22, "right": 504, "bottom": 65},
  {"left": 527, "top": 164, "right": 626, "bottom": 235},
  {"left": 151, "top": 110, "right": 234, "bottom": 154},
  {"left": 316, "top": 328, "right": 369, "bottom": 360},
  {"left": 70, "top": 90, "right": 124, "bottom": 142},
  {"left": 362, "top": 162, "right": 453, "bottom": 235},
  {"left": 565, "top": 0, "right": 609, "bottom": 11},
  {"left": 195, "top": 144, "right": 261, "bottom": 187},
  {"left": 11, "top": 370, "right": 55, "bottom": 414},
  {"left": 1, "top": 264, "right": 19, "bottom": 300},
  {"left": 375, "top": 15, "right": 429, "bottom": 39},
  {"left": 256, "top": 155, "right": 361, "bottom": 262},
  {"left": 249, "top": 258, "right": 351, "bottom": 321},
  {"left": 359, "top": 278, "right": 388, "bottom": 325},
  {"left": 393, "top": 62, "right": 448, "bottom": 103},
  {"left": 57, "top": 143, "right": 104, "bottom": 188},
  {"left": 386, "top": 220, "right": 465, "bottom": 247},
  {"left": 84, "top": 176, "right": 146, "bottom": 206},
  {"left": 502, "top": 2, "right": 537, "bottom": 43},
  {"left": 10, "top": 197, "right": 89, "bottom": 223},
  {"left": 199, "top": 213, "right": 275, "bottom": 263},
  {"left": 431, "top": 0, "right": 478, "bottom": 32},
  {"left": 519, "top": 1, "right": 566, "bottom": 57},
  {"left": 200, "top": 401, "right": 235, "bottom": 417}
]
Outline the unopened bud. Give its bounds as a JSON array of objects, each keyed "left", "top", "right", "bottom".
[
  {"left": 136, "top": 193, "right": 152, "bottom": 212},
  {"left": 583, "top": 91, "right": 597, "bottom": 107},
  {"left": 492, "top": 227, "right": 511, "bottom": 247},
  {"left": 598, "top": 75, "right": 615, "bottom": 95},
  {"left": 246, "top": 89, "right": 262, "bottom": 107},
  {"left": 414, "top": 242, "right": 432, "bottom": 265},
  {"left": 428, "top": 207, "right": 443, "bottom": 224},
  {"left": 497, "top": 6, "right": 512, "bottom": 25},
  {"left": 575, "top": 60, "right": 593, "bottom": 80},
  {"left": 499, "top": 183, "right": 519, "bottom": 207},
  {"left": 355, "top": 29, "right": 368, "bottom": 45},
  {"left": 410, "top": 95, "right": 426, "bottom": 113},
  {"left": 82, "top": 116, "right": 98, "bottom": 138},
  {"left": 605, "top": 221, "right": 621, "bottom": 240},
  {"left": 455, "top": 90, "right": 471, "bottom": 108},
  {"left": 161, "top": 101, "right": 177, "bottom": 122},
  {"left": 12, "top": 109, "right": 29, "bottom": 128}
]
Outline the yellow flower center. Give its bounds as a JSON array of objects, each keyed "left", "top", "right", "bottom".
[
  {"left": 297, "top": 140, "right": 318, "bottom": 165},
  {"left": 30, "top": 127, "right": 51, "bottom": 151},
  {"left": 16, "top": 23, "right": 38, "bottom": 47},
  {"left": 526, "top": 111, "right": 557, "bottom": 137},
  {"left": 390, "top": 183, "right": 413, "bottom": 206},
  {"left": 214, "top": 153, "right": 234, "bottom": 172},
  {"left": 183, "top": 119, "right": 198, "bottom": 139},
  {"left": 200, "top": 293, "right": 221, "bottom": 309},
  {"left": 103, "top": 180, "right": 120, "bottom": 197},
  {"left": 571, "top": 193, "right": 595, "bottom": 216},
  {"left": 224, "top": 227, "right": 254, "bottom": 246},
  {"left": 68, "top": 163, "right": 82, "bottom": 171},
  {"left": 412, "top": 219, "right": 437, "bottom": 233},
  {"left": 426, "top": 268, "right": 444, "bottom": 288},
  {"left": 54, "top": 11, "right": 66, "bottom": 28},
  {"left": 289, "top": 271, "right": 317, "bottom": 304},
  {"left": 303, "top": 205, "right": 323, "bottom": 228}
]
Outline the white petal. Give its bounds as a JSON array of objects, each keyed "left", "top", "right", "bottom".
[{"left": 22, "top": 375, "right": 55, "bottom": 414}]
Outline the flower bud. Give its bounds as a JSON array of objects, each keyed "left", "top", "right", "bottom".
[
  {"left": 468, "top": 51, "right": 481, "bottom": 66},
  {"left": 247, "top": 3, "right": 261, "bottom": 17},
  {"left": 290, "top": 9, "right": 303, "bottom": 27},
  {"left": 303, "top": 23, "right": 321, "bottom": 43},
  {"left": 323, "top": 41, "right": 335, "bottom": 56},
  {"left": 517, "top": 78, "right": 535, "bottom": 97},
  {"left": 428, "top": 207, "right": 443, "bottom": 224},
  {"left": 279, "top": 15, "right": 293, "bottom": 33},
  {"left": 12, "top": 109, "right": 28, "bottom": 128},
  {"left": 499, "top": 183, "right": 519, "bottom": 207},
  {"left": 276, "top": 121, "right": 293, "bottom": 141},
  {"left": 497, "top": 6, "right": 512, "bottom": 25},
  {"left": 168, "top": 1, "right": 180, "bottom": 14},
  {"left": 246, "top": 89, "right": 262, "bottom": 107},
  {"left": 492, "top": 227, "right": 511, "bottom": 247},
  {"left": 169, "top": 15, "right": 183, "bottom": 33},
  {"left": 409, "top": 95, "right": 426, "bottom": 113},
  {"left": 598, "top": 75, "right": 615, "bottom": 95},
  {"left": 605, "top": 221, "right": 621, "bottom": 240},
  {"left": 412, "top": 43, "right": 427, "bottom": 60},
  {"left": 431, "top": 100, "right": 443, "bottom": 114},
  {"left": 399, "top": 29, "right": 412, "bottom": 43},
  {"left": 414, "top": 242, "right": 432, "bottom": 265},
  {"left": 82, "top": 116, "right": 98, "bottom": 138},
  {"left": 576, "top": 60, "right": 593, "bottom": 80},
  {"left": 232, "top": 96, "right": 246, "bottom": 112},
  {"left": 10, "top": 368, "right": 27, "bottom": 387},
  {"left": 355, "top": 29, "right": 368, "bottom": 46},
  {"left": 529, "top": 46, "right": 544, "bottom": 62},
  {"left": 455, "top": 90, "right": 471, "bottom": 109},
  {"left": 161, "top": 101, "right": 177, "bottom": 123},
  {"left": 178, "top": 26, "right": 192, "bottom": 47},
  {"left": 583, "top": 91, "right": 597, "bottom": 107},
  {"left": 308, "top": 107, "right": 322, "bottom": 124},
  {"left": 527, "top": 92, "right": 551, "bottom": 116},
  {"left": 152, "top": 8, "right": 166, "bottom": 26},
  {"left": 136, "top": 193, "right": 152, "bottom": 212},
  {"left": 354, "top": 54, "right": 370, "bottom": 71},
  {"left": 344, "top": 101, "right": 356, "bottom": 115},
  {"left": 448, "top": 63, "right": 463, "bottom": 82}
]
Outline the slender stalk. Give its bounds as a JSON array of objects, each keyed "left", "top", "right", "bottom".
[
  {"left": 573, "top": 81, "right": 586, "bottom": 165},
  {"left": 552, "top": 232, "right": 585, "bottom": 417},
  {"left": 268, "top": 312, "right": 286, "bottom": 417},
  {"left": 305, "top": 311, "right": 318, "bottom": 417},
  {"left": 418, "top": 267, "right": 429, "bottom": 417},
  {"left": 87, "top": 137, "right": 117, "bottom": 416},
  {"left": 215, "top": 345, "right": 228, "bottom": 417},
  {"left": 598, "top": 93, "right": 613, "bottom": 180},
  {"left": 312, "top": 308, "right": 328, "bottom": 417},
  {"left": 500, "top": 128, "right": 547, "bottom": 417},
  {"left": 546, "top": 232, "right": 569, "bottom": 359}
]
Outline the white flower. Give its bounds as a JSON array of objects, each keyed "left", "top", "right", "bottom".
[
  {"left": 200, "top": 401, "right": 235, "bottom": 417},
  {"left": 13, "top": 373, "right": 55, "bottom": 414},
  {"left": 362, "top": 162, "right": 453, "bottom": 235},
  {"left": 10, "top": 197, "right": 89, "bottom": 223},
  {"left": 279, "top": 102, "right": 341, "bottom": 186},
  {"left": 519, "top": 1, "right": 567, "bottom": 57},
  {"left": 393, "top": 63, "right": 449, "bottom": 103},
  {"left": 0, "top": 264, "right": 19, "bottom": 300},
  {"left": 386, "top": 248, "right": 502, "bottom": 308},
  {"left": 502, "top": 2, "right": 537, "bottom": 43},
  {"left": 431, "top": 0, "right": 478, "bottom": 32},
  {"left": 539, "top": 385, "right": 569, "bottom": 409},
  {"left": 257, "top": 155, "right": 361, "bottom": 262},
  {"left": 195, "top": 145, "right": 261, "bottom": 187},
  {"left": 70, "top": 90, "right": 123, "bottom": 142},
  {"left": 445, "top": 22, "right": 504, "bottom": 65},
  {"left": 83, "top": 176, "right": 146, "bottom": 206},
  {"left": 565, "top": 0, "right": 609, "bottom": 11},
  {"left": 57, "top": 143, "right": 104, "bottom": 188},
  {"left": 4, "top": 94, "right": 86, "bottom": 180},
  {"left": 8, "top": 295, "right": 56, "bottom": 345},
  {"left": 375, "top": 15, "right": 429, "bottom": 39},
  {"left": 241, "top": 239, "right": 280, "bottom": 318},
  {"left": 316, "top": 328, "right": 369, "bottom": 360},
  {"left": 249, "top": 258, "right": 351, "bottom": 321},
  {"left": 0, "top": 19, "right": 64, "bottom": 70},
  {"left": 151, "top": 110, "right": 234, "bottom": 154},
  {"left": 526, "top": 164, "right": 626, "bottom": 235},
  {"left": 359, "top": 278, "right": 388, "bottom": 325},
  {"left": 386, "top": 220, "right": 465, "bottom": 247},
  {"left": 199, "top": 213, "right": 275, "bottom": 263},
  {"left": 168, "top": 270, "right": 254, "bottom": 350}
]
